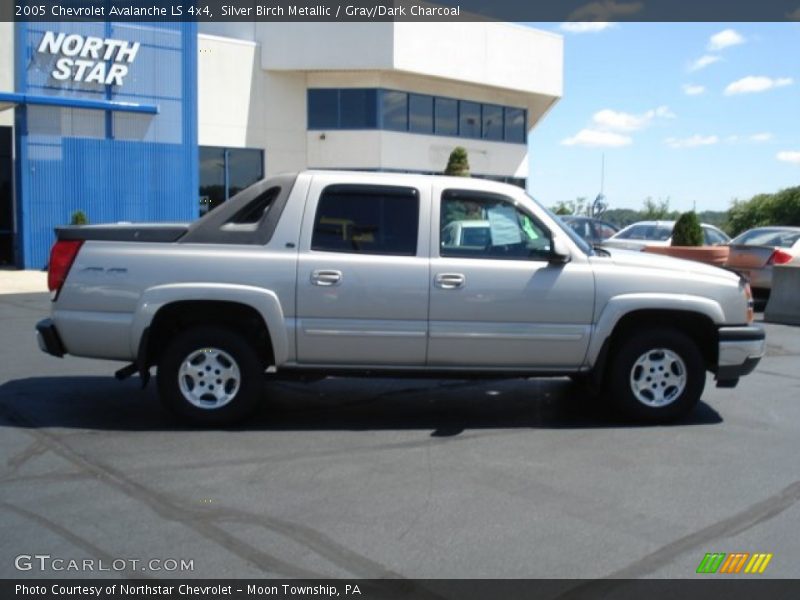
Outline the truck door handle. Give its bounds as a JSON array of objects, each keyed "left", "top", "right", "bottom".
[
  {"left": 435, "top": 273, "right": 465, "bottom": 289},
  {"left": 311, "top": 269, "right": 342, "bottom": 286}
]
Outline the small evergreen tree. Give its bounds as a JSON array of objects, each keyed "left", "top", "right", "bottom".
[
  {"left": 671, "top": 211, "right": 703, "bottom": 246},
  {"left": 444, "top": 147, "right": 470, "bottom": 177},
  {"left": 70, "top": 210, "right": 88, "bottom": 225}
]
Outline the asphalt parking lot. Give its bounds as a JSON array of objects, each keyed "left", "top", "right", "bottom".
[{"left": 1, "top": 290, "right": 799, "bottom": 580}]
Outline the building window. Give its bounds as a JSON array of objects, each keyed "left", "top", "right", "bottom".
[
  {"left": 340, "top": 89, "right": 377, "bottom": 128},
  {"left": 381, "top": 90, "right": 408, "bottom": 131},
  {"left": 482, "top": 104, "right": 504, "bottom": 141},
  {"left": 199, "top": 146, "right": 264, "bottom": 215},
  {"left": 308, "top": 89, "right": 338, "bottom": 129},
  {"left": 312, "top": 185, "right": 419, "bottom": 256},
  {"left": 504, "top": 108, "right": 526, "bottom": 144},
  {"left": 307, "top": 88, "right": 527, "bottom": 144},
  {"left": 459, "top": 101, "right": 481, "bottom": 139},
  {"left": 409, "top": 94, "right": 433, "bottom": 134},
  {"left": 434, "top": 97, "right": 458, "bottom": 136}
]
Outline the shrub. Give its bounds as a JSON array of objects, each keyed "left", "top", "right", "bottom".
[
  {"left": 671, "top": 211, "right": 703, "bottom": 246},
  {"left": 444, "top": 147, "right": 470, "bottom": 177},
  {"left": 70, "top": 210, "right": 88, "bottom": 225}
]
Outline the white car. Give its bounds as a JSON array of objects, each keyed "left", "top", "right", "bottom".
[{"left": 603, "top": 220, "right": 730, "bottom": 251}]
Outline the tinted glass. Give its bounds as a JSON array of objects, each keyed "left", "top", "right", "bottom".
[
  {"left": 340, "top": 89, "right": 377, "bottom": 128},
  {"left": 434, "top": 98, "right": 458, "bottom": 136},
  {"left": 441, "top": 191, "right": 551, "bottom": 260},
  {"left": 409, "top": 94, "right": 433, "bottom": 134},
  {"left": 482, "top": 104, "right": 503, "bottom": 141},
  {"left": 382, "top": 90, "right": 408, "bottom": 131},
  {"left": 199, "top": 147, "right": 225, "bottom": 214},
  {"left": 459, "top": 101, "right": 481, "bottom": 138},
  {"left": 227, "top": 149, "right": 263, "bottom": 197},
  {"left": 308, "top": 89, "right": 338, "bottom": 129},
  {"left": 312, "top": 186, "right": 419, "bottom": 255},
  {"left": 594, "top": 222, "right": 618, "bottom": 240},
  {"left": 704, "top": 227, "right": 729, "bottom": 245},
  {"left": 732, "top": 229, "right": 800, "bottom": 248},
  {"left": 504, "top": 108, "right": 526, "bottom": 143}
]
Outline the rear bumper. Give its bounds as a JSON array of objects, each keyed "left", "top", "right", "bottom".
[
  {"left": 716, "top": 325, "right": 765, "bottom": 384},
  {"left": 729, "top": 266, "right": 772, "bottom": 291},
  {"left": 36, "top": 318, "right": 66, "bottom": 358}
]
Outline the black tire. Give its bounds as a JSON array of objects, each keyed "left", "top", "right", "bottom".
[
  {"left": 157, "top": 326, "right": 264, "bottom": 425},
  {"left": 606, "top": 329, "right": 705, "bottom": 423}
]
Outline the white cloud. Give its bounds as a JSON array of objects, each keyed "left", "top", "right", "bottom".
[
  {"left": 591, "top": 106, "right": 675, "bottom": 132},
  {"left": 561, "top": 129, "right": 632, "bottom": 148},
  {"left": 665, "top": 135, "right": 719, "bottom": 149},
  {"left": 560, "top": 22, "right": 614, "bottom": 33},
  {"left": 688, "top": 55, "right": 721, "bottom": 72},
  {"left": 750, "top": 132, "right": 773, "bottom": 142},
  {"left": 682, "top": 84, "right": 706, "bottom": 96},
  {"left": 708, "top": 29, "right": 745, "bottom": 51},
  {"left": 724, "top": 76, "right": 793, "bottom": 95},
  {"left": 777, "top": 151, "right": 800, "bottom": 165}
]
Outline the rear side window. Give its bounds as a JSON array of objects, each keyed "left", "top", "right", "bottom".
[{"left": 312, "top": 185, "right": 419, "bottom": 256}]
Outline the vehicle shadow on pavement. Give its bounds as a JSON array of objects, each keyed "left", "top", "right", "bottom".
[{"left": 0, "top": 375, "right": 722, "bottom": 434}]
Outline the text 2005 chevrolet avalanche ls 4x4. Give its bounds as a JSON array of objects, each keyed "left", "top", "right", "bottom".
[{"left": 36, "top": 171, "right": 765, "bottom": 424}]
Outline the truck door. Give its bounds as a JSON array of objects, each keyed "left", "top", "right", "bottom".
[
  {"left": 295, "top": 178, "right": 430, "bottom": 365},
  {"left": 427, "top": 186, "right": 595, "bottom": 369}
]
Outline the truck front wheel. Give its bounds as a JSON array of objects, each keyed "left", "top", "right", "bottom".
[
  {"left": 157, "top": 326, "right": 263, "bottom": 424},
  {"left": 607, "top": 329, "right": 706, "bottom": 423}
]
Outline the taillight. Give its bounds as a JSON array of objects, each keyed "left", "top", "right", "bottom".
[
  {"left": 48, "top": 240, "right": 83, "bottom": 300},
  {"left": 768, "top": 249, "right": 793, "bottom": 265}
]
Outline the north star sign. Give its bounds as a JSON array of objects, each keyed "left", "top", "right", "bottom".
[{"left": 37, "top": 31, "right": 140, "bottom": 86}]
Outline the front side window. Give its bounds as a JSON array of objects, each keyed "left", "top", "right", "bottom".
[
  {"left": 312, "top": 185, "right": 419, "bottom": 256},
  {"left": 440, "top": 191, "right": 551, "bottom": 260}
]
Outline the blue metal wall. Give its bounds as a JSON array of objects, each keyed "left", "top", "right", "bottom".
[{"left": 14, "top": 21, "right": 198, "bottom": 268}]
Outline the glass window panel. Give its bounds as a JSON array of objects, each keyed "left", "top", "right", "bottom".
[
  {"left": 504, "top": 107, "right": 526, "bottom": 143},
  {"left": 312, "top": 187, "right": 419, "bottom": 256},
  {"left": 482, "top": 104, "right": 503, "bottom": 141},
  {"left": 434, "top": 97, "right": 458, "bottom": 136},
  {"left": 459, "top": 101, "right": 481, "bottom": 139},
  {"left": 409, "top": 94, "right": 433, "bottom": 134},
  {"left": 382, "top": 90, "right": 408, "bottom": 131},
  {"left": 441, "top": 191, "right": 551, "bottom": 261},
  {"left": 227, "top": 149, "right": 264, "bottom": 198},
  {"left": 340, "top": 89, "right": 377, "bottom": 128},
  {"left": 308, "top": 89, "right": 338, "bottom": 129},
  {"left": 199, "top": 147, "right": 225, "bottom": 215}
]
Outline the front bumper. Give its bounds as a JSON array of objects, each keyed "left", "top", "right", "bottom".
[
  {"left": 716, "top": 325, "right": 766, "bottom": 384},
  {"left": 36, "top": 318, "right": 66, "bottom": 358}
]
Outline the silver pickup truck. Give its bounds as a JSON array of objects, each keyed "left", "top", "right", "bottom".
[{"left": 36, "top": 171, "right": 765, "bottom": 424}]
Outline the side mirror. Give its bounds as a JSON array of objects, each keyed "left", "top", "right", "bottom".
[{"left": 549, "top": 237, "right": 571, "bottom": 264}]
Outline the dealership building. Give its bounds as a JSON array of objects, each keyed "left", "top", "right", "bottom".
[{"left": 0, "top": 21, "right": 563, "bottom": 268}]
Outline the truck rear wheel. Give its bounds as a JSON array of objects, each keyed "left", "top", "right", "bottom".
[
  {"left": 606, "top": 329, "right": 705, "bottom": 423},
  {"left": 157, "top": 326, "right": 263, "bottom": 424}
]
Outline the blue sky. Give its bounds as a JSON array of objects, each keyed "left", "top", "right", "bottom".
[{"left": 526, "top": 23, "right": 800, "bottom": 212}]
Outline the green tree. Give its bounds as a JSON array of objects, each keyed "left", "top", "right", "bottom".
[
  {"left": 726, "top": 186, "right": 800, "bottom": 236},
  {"left": 671, "top": 211, "right": 703, "bottom": 246},
  {"left": 641, "top": 197, "right": 673, "bottom": 220},
  {"left": 444, "top": 147, "right": 470, "bottom": 177}
]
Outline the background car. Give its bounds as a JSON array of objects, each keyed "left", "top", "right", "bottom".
[
  {"left": 602, "top": 220, "right": 730, "bottom": 251},
  {"left": 724, "top": 226, "right": 800, "bottom": 294},
  {"left": 560, "top": 216, "right": 619, "bottom": 245}
]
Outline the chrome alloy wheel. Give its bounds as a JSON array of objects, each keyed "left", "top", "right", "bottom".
[
  {"left": 629, "top": 348, "right": 687, "bottom": 407},
  {"left": 177, "top": 347, "right": 241, "bottom": 409}
]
